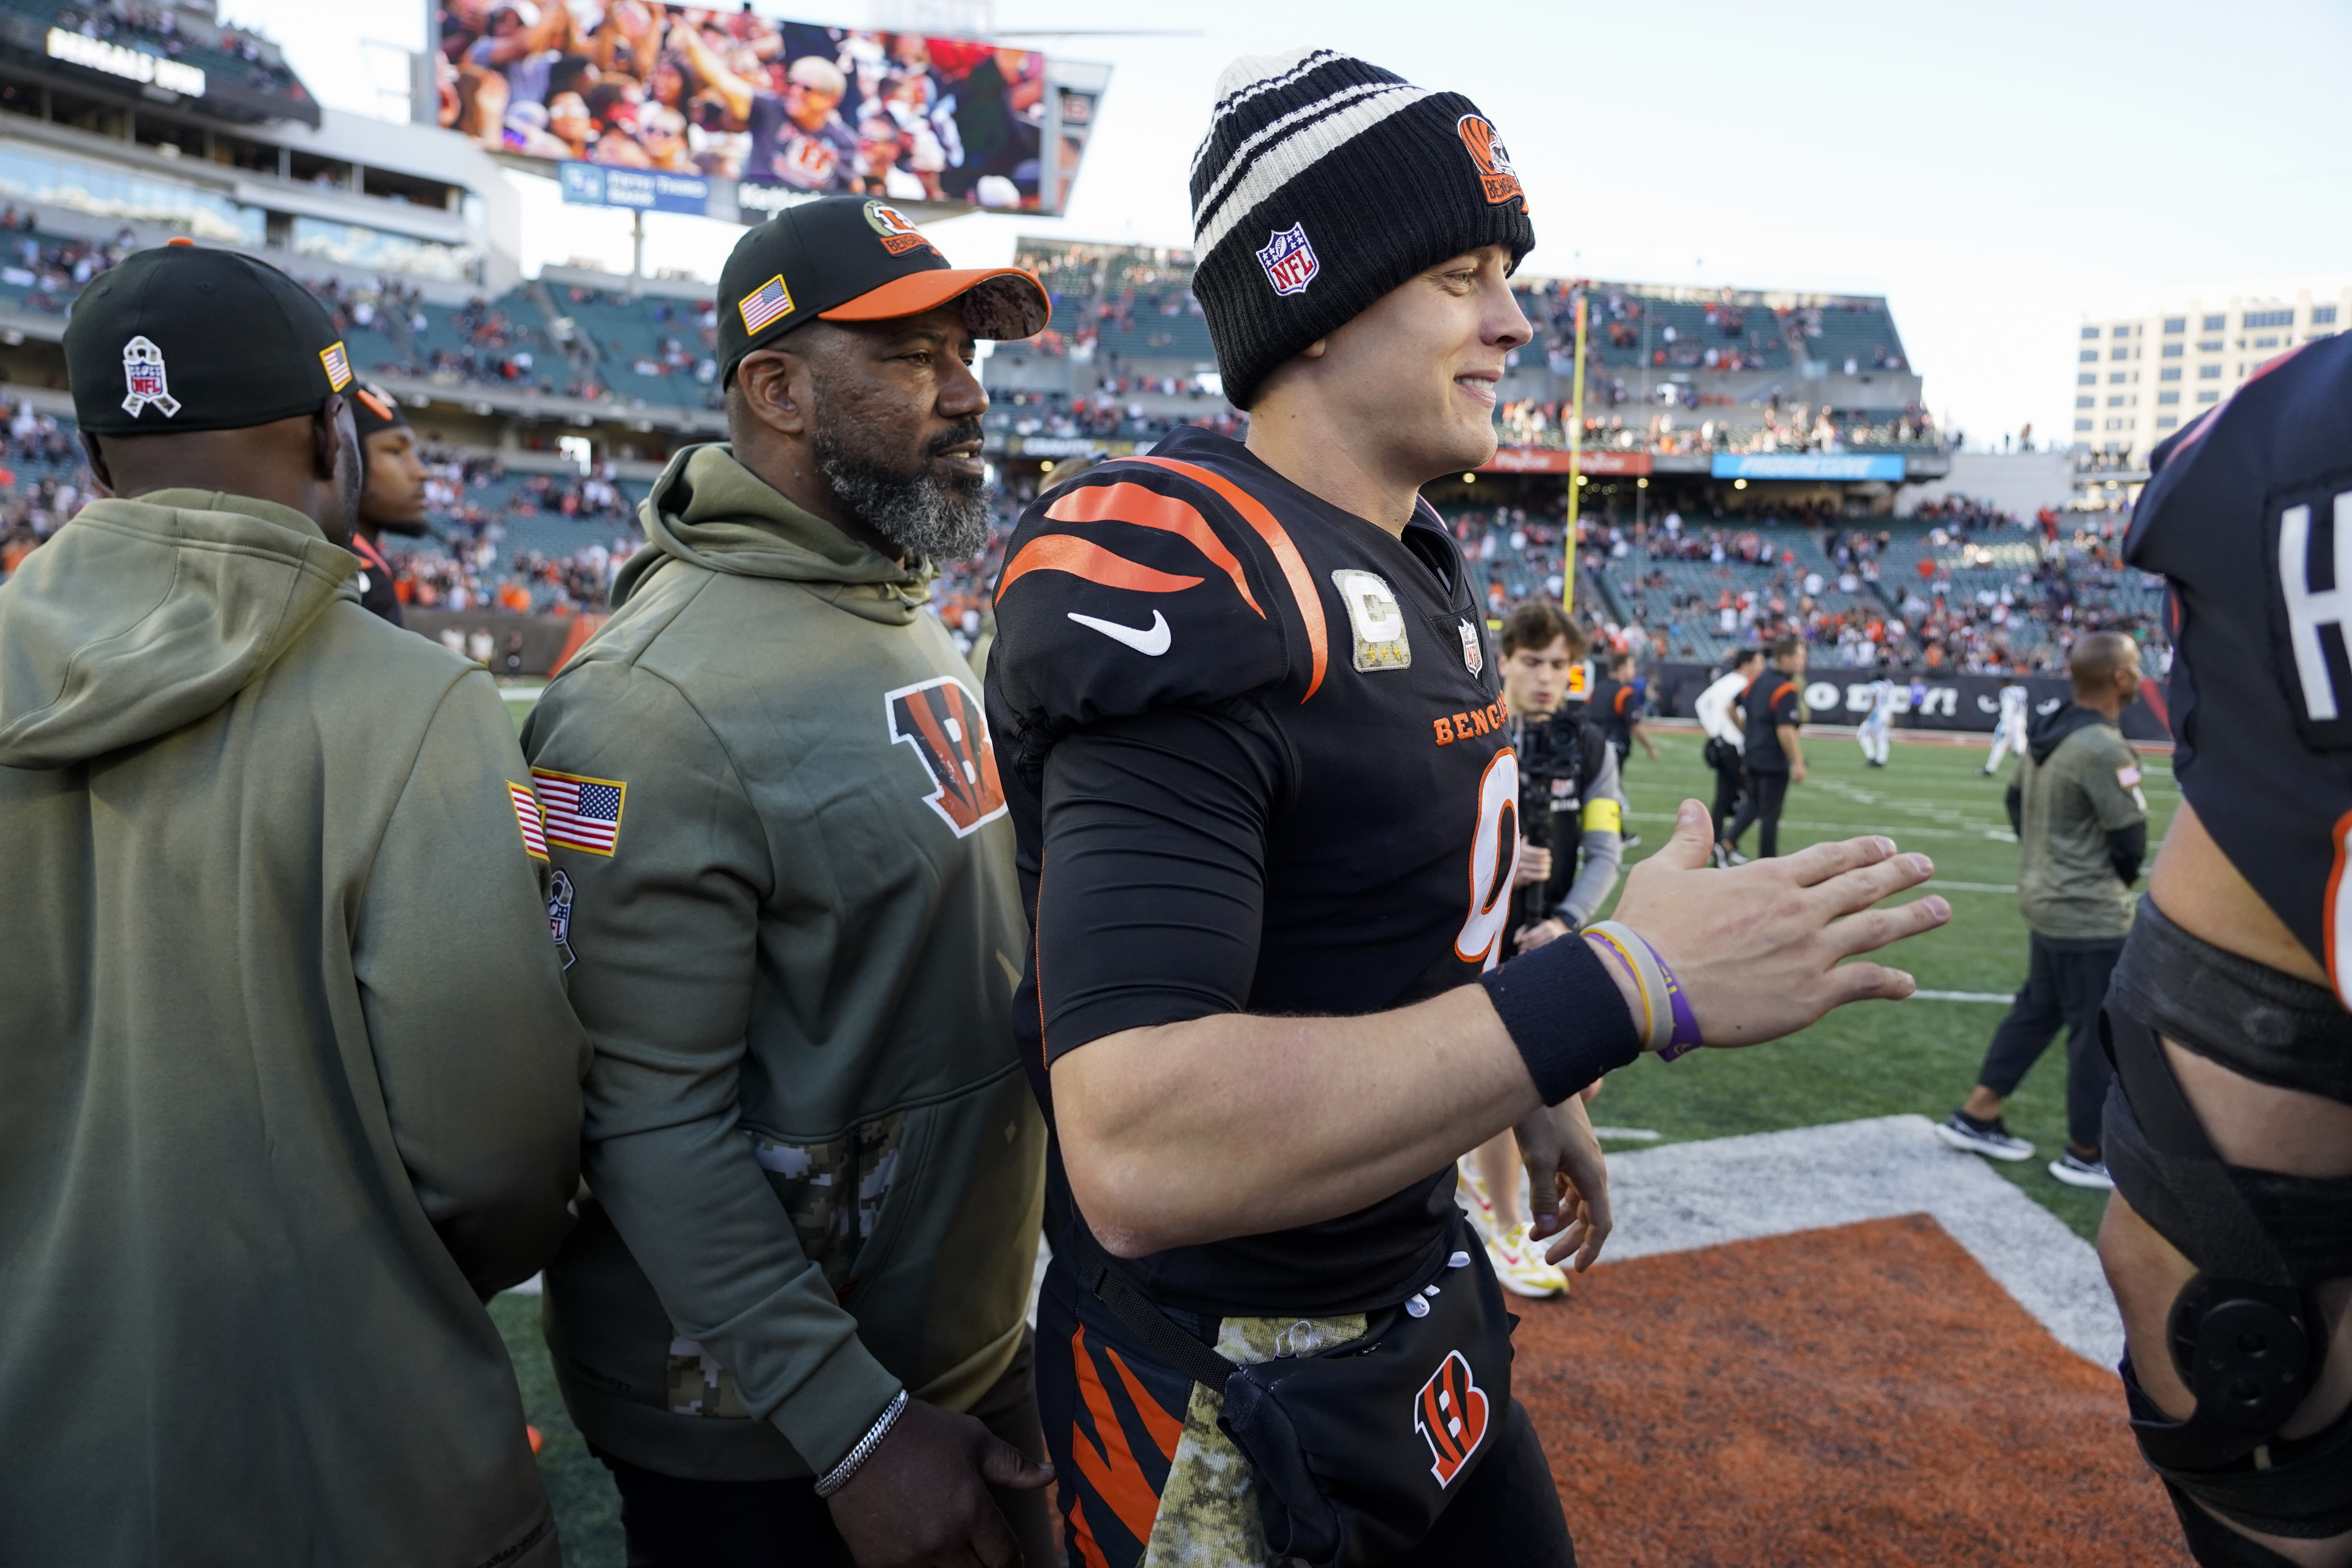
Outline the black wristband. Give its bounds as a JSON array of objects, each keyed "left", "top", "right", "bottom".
[{"left": 1478, "top": 934, "right": 1642, "bottom": 1105}]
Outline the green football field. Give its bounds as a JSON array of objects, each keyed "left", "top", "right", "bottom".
[{"left": 488, "top": 715, "right": 2175, "bottom": 1566}]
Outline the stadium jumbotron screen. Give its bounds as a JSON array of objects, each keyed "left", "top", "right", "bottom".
[{"left": 436, "top": 2, "right": 1058, "bottom": 215}]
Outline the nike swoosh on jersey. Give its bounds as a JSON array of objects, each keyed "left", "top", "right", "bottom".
[{"left": 1067, "top": 609, "right": 1172, "bottom": 656}]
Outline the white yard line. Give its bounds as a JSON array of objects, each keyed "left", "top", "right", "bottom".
[
  {"left": 1912, "top": 989, "right": 2017, "bottom": 1003},
  {"left": 1590, "top": 1126, "right": 1662, "bottom": 1142},
  {"left": 1594, "top": 1114, "right": 2120, "bottom": 1365},
  {"left": 1924, "top": 880, "right": 2017, "bottom": 893},
  {"left": 1624, "top": 810, "right": 2013, "bottom": 842}
]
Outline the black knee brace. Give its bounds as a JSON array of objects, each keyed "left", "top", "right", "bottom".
[{"left": 2099, "top": 920, "right": 2352, "bottom": 1551}]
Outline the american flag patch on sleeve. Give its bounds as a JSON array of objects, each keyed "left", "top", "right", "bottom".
[
  {"left": 738, "top": 274, "right": 793, "bottom": 335},
  {"left": 319, "top": 341, "right": 352, "bottom": 391},
  {"left": 531, "top": 768, "right": 628, "bottom": 855},
  {"left": 508, "top": 782, "right": 548, "bottom": 860}
]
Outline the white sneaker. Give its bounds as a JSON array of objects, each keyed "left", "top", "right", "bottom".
[
  {"left": 2049, "top": 1151, "right": 2115, "bottom": 1189},
  {"left": 1487, "top": 1222, "right": 1569, "bottom": 1299},
  {"left": 1456, "top": 1159, "right": 1498, "bottom": 1243},
  {"left": 1935, "top": 1110, "right": 2034, "bottom": 1161}
]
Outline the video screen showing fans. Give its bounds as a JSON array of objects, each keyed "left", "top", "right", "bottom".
[{"left": 436, "top": 1, "right": 1050, "bottom": 211}]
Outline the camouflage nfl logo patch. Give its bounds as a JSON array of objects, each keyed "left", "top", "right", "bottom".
[
  {"left": 120, "top": 335, "right": 180, "bottom": 419},
  {"left": 1256, "top": 224, "right": 1319, "bottom": 297}
]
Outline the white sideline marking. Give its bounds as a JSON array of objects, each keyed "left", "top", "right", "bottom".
[
  {"left": 1590, "top": 1126, "right": 1662, "bottom": 1142},
  {"left": 1913, "top": 989, "right": 2016, "bottom": 1003},
  {"left": 1595, "top": 1114, "right": 2121, "bottom": 1366},
  {"left": 1924, "top": 880, "right": 2017, "bottom": 893},
  {"left": 1625, "top": 809, "right": 2015, "bottom": 843}
]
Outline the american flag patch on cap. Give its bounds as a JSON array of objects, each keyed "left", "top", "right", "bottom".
[
  {"left": 508, "top": 782, "right": 547, "bottom": 860},
  {"left": 532, "top": 768, "right": 627, "bottom": 855},
  {"left": 319, "top": 341, "right": 352, "bottom": 391},
  {"left": 738, "top": 274, "right": 794, "bottom": 335}
]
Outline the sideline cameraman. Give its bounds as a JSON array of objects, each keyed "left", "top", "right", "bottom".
[{"left": 1456, "top": 599, "right": 1627, "bottom": 1298}]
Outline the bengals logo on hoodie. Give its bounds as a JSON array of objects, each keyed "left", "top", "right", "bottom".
[{"left": 887, "top": 675, "right": 1007, "bottom": 837}]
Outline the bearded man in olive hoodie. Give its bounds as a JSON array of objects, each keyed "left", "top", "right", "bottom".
[
  {"left": 0, "top": 247, "right": 588, "bottom": 1567},
  {"left": 523, "top": 199, "right": 1055, "bottom": 1567}
]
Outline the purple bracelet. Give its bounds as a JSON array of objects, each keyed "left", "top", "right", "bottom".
[
  {"left": 1650, "top": 946, "right": 1704, "bottom": 1061},
  {"left": 1583, "top": 921, "right": 1706, "bottom": 1061}
]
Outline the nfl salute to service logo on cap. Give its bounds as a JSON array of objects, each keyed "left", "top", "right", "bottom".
[
  {"left": 1185, "top": 47, "right": 1535, "bottom": 409},
  {"left": 64, "top": 240, "right": 356, "bottom": 435},
  {"left": 715, "top": 194, "right": 1051, "bottom": 385}
]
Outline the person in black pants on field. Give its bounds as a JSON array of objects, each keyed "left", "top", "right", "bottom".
[
  {"left": 1697, "top": 646, "right": 1762, "bottom": 862},
  {"left": 1722, "top": 635, "right": 1806, "bottom": 860}
]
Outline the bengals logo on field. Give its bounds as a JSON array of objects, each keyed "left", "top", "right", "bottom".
[
  {"left": 1413, "top": 1349, "right": 1492, "bottom": 1487},
  {"left": 1455, "top": 115, "right": 1525, "bottom": 209},
  {"left": 886, "top": 676, "right": 1007, "bottom": 837}
]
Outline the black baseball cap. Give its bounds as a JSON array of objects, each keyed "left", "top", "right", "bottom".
[
  {"left": 65, "top": 240, "right": 355, "bottom": 435},
  {"left": 351, "top": 382, "right": 410, "bottom": 442},
  {"left": 717, "top": 195, "right": 1049, "bottom": 387}
]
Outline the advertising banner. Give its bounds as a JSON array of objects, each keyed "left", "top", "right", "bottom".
[
  {"left": 439, "top": 5, "right": 1056, "bottom": 213},
  {"left": 558, "top": 161, "right": 712, "bottom": 216},
  {"left": 1710, "top": 454, "right": 1906, "bottom": 482},
  {"left": 1481, "top": 447, "right": 1652, "bottom": 476},
  {"left": 1644, "top": 663, "right": 2171, "bottom": 744}
]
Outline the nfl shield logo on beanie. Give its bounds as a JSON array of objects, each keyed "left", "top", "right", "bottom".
[
  {"left": 1186, "top": 48, "right": 1535, "bottom": 407},
  {"left": 1256, "top": 225, "right": 1319, "bottom": 297}
]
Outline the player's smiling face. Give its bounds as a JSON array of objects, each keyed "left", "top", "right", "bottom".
[{"left": 1306, "top": 244, "right": 1530, "bottom": 481}]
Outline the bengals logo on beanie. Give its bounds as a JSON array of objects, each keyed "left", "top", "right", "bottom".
[{"left": 1455, "top": 116, "right": 1526, "bottom": 209}]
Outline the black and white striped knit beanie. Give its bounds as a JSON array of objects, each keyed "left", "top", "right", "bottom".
[{"left": 1189, "top": 48, "right": 1535, "bottom": 409}]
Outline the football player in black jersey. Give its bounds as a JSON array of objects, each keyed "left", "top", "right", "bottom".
[
  {"left": 986, "top": 48, "right": 1949, "bottom": 1567},
  {"left": 348, "top": 383, "right": 428, "bottom": 627},
  {"left": 2092, "top": 338, "right": 2352, "bottom": 1568}
]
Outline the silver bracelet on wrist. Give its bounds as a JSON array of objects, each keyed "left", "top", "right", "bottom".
[{"left": 814, "top": 1390, "right": 908, "bottom": 1498}]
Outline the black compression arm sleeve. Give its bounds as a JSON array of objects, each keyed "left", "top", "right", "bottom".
[
  {"left": 2109, "top": 821, "right": 2147, "bottom": 886},
  {"left": 1035, "top": 704, "right": 1285, "bottom": 1058},
  {"left": 2005, "top": 781, "right": 2022, "bottom": 837},
  {"left": 1480, "top": 935, "right": 1641, "bottom": 1104}
]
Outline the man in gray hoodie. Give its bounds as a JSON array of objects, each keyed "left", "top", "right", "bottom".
[{"left": 0, "top": 245, "right": 588, "bottom": 1568}]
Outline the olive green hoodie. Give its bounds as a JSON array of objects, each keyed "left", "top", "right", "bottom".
[
  {"left": 0, "top": 491, "right": 589, "bottom": 1568},
  {"left": 524, "top": 445, "right": 1042, "bottom": 1482}
]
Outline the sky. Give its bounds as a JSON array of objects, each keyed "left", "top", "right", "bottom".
[{"left": 218, "top": 0, "right": 2352, "bottom": 448}]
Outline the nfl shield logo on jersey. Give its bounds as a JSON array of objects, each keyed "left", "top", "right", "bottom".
[
  {"left": 120, "top": 335, "right": 181, "bottom": 419},
  {"left": 1458, "top": 618, "right": 1484, "bottom": 676},
  {"left": 1256, "top": 225, "right": 1319, "bottom": 297}
]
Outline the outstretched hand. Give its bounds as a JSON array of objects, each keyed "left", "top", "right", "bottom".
[
  {"left": 1517, "top": 1092, "right": 1612, "bottom": 1272},
  {"left": 1611, "top": 799, "right": 1949, "bottom": 1048}
]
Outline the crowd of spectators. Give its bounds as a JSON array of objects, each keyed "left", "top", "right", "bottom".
[
  {"left": 0, "top": 214, "right": 130, "bottom": 315},
  {"left": 439, "top": 2, "right": 1041, "bottom": 207},
  {"left": 984, "top": 390, "right": 1240, "bottom": 446},
  {"left": 379, "top": 447, "right": 642, "bottom": 615}
]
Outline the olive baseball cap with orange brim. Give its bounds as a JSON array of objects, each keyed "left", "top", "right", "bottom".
[{"left": 716, "top": 194, "right": 1050, "bottom": 387}]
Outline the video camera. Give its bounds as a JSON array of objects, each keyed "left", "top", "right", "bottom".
[{"left": 1512, "top": 711, "right": 1593, "bottom": 932}]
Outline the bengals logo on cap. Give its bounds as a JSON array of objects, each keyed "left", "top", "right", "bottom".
[
  {"left": 863, "top": 200, "right": 939, "bottom": 258},
  {"left": 1456, "top": 115, "right": 1526, "bottom": 209}
]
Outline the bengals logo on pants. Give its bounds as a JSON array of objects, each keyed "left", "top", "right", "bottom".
[
  {"left": 1413, "top": 1349, "right": 1492, "bottom": 1487},
  {"left": 886, "top": 676, "right": 1008, "bottom": 837},
  {"left": 1455, "top": 115, "right": 1526, "bottom": 209}
]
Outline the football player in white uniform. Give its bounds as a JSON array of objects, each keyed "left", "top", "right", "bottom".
[
  {"left": 1982, "top": 681, "right": 2030, "bottom": 776},
  {"left": 1858, "top": 674, "right": 1896, "bottom": 768}
]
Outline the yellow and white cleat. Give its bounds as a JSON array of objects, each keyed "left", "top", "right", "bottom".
[
  {"left": 1486, "top": 1221, "right": 1570, "bottom": 1299},
  {"left": 1455, "top": 1158, "right": 1499, "bottom": 1243}
]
